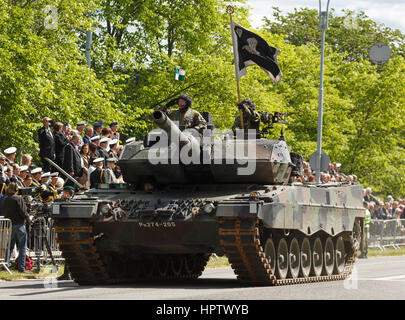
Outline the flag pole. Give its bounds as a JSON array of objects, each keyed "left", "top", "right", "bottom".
[{"left": 227, "top": 5, "right": 244, "bottom": 129}]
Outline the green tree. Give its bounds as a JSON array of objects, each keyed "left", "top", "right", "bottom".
[
  {"left": 89, "top": 0, "right": 250, "bottom": 137},
  {"left": 0, "top": 0, "right": 119, "bottom": 157},
  {"left": 262, "top": 7, "right": 405, "bottom": 197},
  {"left": 263, "top": 7, "right": 405, "bottom": 61}
]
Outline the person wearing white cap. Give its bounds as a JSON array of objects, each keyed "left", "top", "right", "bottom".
[
  {"left": 39, "top": 172, "right": 51, "bottom": 200},
  {"left": 48, "top": 172, "right": 61, "bottom": 200},
  {"left": 108, "top": 139, "right": 118, "bottom": 158},
  {"left": 104, "top": 158, "right": 118, "bottom": 184},
  {"left": 89, "top": 157, "right": 106, "bottom": 188},
  {"left": 31, "top": 168, "right": 43, "bottom": 188},
  {"left": 39, "top": 172, "right": 58, "bottom": 203},
  {"left": 87, "top": 158, "right": 97, "bottom": 186},
  {"left": 98, "top": 137, "right": 110, "bottom": 162},
  {"left": 41, "top": 172, "right": 51, "bottom": 183},
  {"left": 90, "top": 135, "right": 101, "bottom": 146},
  {"left": 11, "top": 164, "right": 25, "bottom": 188},
  {"left": 76, "top": 121, "right": 86, "bottom": 134},
  {"left": 17, "top": 165, "right": 29, "bottom": 187},
  {"left": 4, "top": 147, "right": 17, "bottom": 165}
]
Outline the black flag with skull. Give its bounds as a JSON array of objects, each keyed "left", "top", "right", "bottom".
[{"left": 231, "top": 20, "right": 282, "bottom": 83}]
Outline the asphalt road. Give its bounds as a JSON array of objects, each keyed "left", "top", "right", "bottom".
[{"left": 1, "top": 255, "right": 405, "bottom": 301}]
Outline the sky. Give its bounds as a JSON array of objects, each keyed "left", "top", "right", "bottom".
[{"left": 246, "top": 0, "right": 405, "bottom": 33}]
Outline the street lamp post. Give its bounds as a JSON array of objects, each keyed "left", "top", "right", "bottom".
[
  {"left": 85, "top": 30, "right": 92, "bottom": 69},
  {"left": 315, "top": 0, "right": 330, "bottom": 184}
]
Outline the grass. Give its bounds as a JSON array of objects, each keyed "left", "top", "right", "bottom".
[
  {"left": 1, "top": 247, "right": 404, "bottom": 281},
  {"left": 206, "top": 255, "right": 231, "bottom": 268},
  {"left": 366, "top": 246, "right": 405, "bottom": 258},
  {"left": 0, "top": 264, "right": 64, "bottom": 281}
]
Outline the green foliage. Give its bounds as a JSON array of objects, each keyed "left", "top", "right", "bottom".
[
  {"left": 0, "top": 2, "right": 403, "bottom": 198},
  {"left": 263, "top": 7, "right": 405, "bottom": 61},
  {"left": 262, "top": 7, "right": 405, "bottom": 198},
  {"left": 0, "top": 0, "right": 120, "bottom": 154}
]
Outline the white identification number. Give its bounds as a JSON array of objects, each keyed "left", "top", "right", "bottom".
[{"left": 138, "top": 222, "right": 176, "bottom": 228}]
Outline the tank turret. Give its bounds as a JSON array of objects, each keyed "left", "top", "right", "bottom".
[{"left": 118, "top": 111, "right": 293, "bottom": 186}]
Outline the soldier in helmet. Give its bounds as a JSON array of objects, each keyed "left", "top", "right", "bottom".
[
  {"left": 160, "top": 93, "right": 207, "bottom": 133},
  {"left": 232, "top": 98, "right": 260, "bottom": 137}
]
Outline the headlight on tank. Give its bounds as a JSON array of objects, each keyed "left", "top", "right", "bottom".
[{"left": 203, "top": 202, "right": 216, "bottom": 214}]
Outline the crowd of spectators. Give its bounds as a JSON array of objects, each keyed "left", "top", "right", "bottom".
[
  {"left": 292, "top": 161, "right": 358, "bottom": 184},
  {"left": 290, "top": 160, "right": 405, "bottom": 221},
  {"left": 0, "top": 118, "right": 131, "bottom": 196},
  {"left": 363, "top": 187, "right": 405, "bottom": 221}
]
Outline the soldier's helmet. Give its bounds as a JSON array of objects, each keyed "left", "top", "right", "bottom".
[
  {"left": 241, "top": 98, "right": 256, "bottom": 110},
  {"left": 178, "top": 94, "right": 192, "bottom": 107}
]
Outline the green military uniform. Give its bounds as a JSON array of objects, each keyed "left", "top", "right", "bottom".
[
  {"left": 160, "top": 93, "right": 207, "bottom": 133},
  {"left": 165, "top": 108, "right": 207, "bottom": 133},
  {"left": 232, "top": 106, "right": 260, "bottom": 131}
]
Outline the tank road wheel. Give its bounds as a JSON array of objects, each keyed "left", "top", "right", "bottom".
[
  {"left": 323, "top": 237, "right": 335, "bottom": 276},
  {"left": 170, "top": 255, "right": 184, "bottom": 278},
  {"left": 288, "top": 238, "right": 300, "bottom": 279},
  {"left": 334, "top": 236, "right": 346, "bottom": 274},
  {"left": 311, "top": 237, "right": 323, "bottom": 277},
  {"left": 276, "top": 238, "right": 289, "bottom": 279},
  {"left": 300, "top": 237, "right": 311, "bottom": 278},
  {"left": 264, "top": 238, "right": 276, "bottom": 271}
]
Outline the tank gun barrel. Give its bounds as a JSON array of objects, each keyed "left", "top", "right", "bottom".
[{"left": 152, "top": 110, "right": 199, "bottom": 151}]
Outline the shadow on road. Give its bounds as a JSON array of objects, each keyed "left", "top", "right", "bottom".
[{"left": 0, "top": 276, "right": 268, "bottom": 297}]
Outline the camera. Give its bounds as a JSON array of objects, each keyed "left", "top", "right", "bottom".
[{"left": 18, "top": 187, "right": 36, "bottom": 196}]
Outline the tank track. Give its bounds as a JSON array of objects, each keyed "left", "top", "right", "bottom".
[
  {"left": 125, "top": 252, "right": 211, "bottom": 282},
  {"left": 218, "top": 217, "right": 357, "bottom": 286},
  {"left": 53, "top": 219, "right": 110, "bottom": 285},
  {"left": 54, "top": 218, "right": 210, "bottom": 285}
]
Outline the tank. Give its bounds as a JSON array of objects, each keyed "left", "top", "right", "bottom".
[{"left": 51, "top": 110, "right": 364, "bottom": 286}]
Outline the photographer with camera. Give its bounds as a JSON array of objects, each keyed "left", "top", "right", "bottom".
[
  {"left": 232, "top": 98, "right": 260, "bottom": 138},
  {"left": 3, "top": 182, "right": 32, "bottom": 273}
]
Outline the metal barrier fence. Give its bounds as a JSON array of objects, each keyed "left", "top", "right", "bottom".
[
  {"left": 0, "top": 218, "right": 12, "bottom": 274},
  {"left": 0, "top": 216, "right": 64, "bottom": 273},
  {"left": 27, "top": 217, "right": 64, "bottom": 270},
  {"left": 368, "top": 219, "right": 405, "bottom": 250}
]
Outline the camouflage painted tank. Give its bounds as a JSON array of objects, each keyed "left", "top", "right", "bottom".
[{"left": 51, "top": 110, "right": 364, "bottom": 286}]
